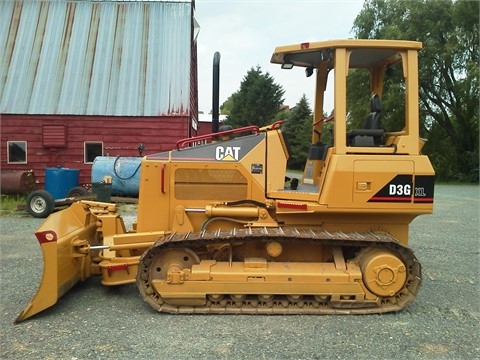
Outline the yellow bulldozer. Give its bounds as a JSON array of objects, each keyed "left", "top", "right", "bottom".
[{"left": 16, "top": 39, "right": 435, "bottom": 322}]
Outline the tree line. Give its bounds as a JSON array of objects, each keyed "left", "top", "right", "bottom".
[{"left": 220, "top": 0, "right": 478, "bottom": 183}]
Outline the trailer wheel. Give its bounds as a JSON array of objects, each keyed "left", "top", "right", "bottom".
[
  {"left": 26, "top": 190, "right": 55, "bottom": 218},
  {"left": 67, "top": 186, "right": 89, "bottom": 198}
]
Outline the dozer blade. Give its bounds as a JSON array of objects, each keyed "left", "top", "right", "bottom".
[{"left": 15, "top": 202, "right": 97, "bottom": 323}]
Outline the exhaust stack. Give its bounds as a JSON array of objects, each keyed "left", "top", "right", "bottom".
[{"left": 212, "top": 51, "right": 220, "bottom": 133}]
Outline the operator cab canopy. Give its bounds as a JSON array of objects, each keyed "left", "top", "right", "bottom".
[
  {"left": 270, "top": 39, "right": 422, "bottom": 72},
  {"left": 270, "top": 39, "right": 423, "bottom": 155}
]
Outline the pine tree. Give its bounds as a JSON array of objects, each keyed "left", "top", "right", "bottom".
[
  {"left": 282, "top": 95, "right": 313, "bottom": 170},
  {"left": 225, "top": 66, "right": 285, "bottom": 128}
]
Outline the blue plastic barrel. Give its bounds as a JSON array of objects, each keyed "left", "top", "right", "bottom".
[
  {"left": 91, "top": 156, "right": 141, "bottom": 197},
  {"left": 45, "top": 167, "right": 80, "bottom": 199}
]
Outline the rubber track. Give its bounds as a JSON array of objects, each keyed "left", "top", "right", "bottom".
[{"left": 136, "top": 228, "right": 422, "bottom": 315}]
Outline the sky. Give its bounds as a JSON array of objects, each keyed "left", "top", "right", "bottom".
[{"left": 194, "top": 0, "right": 365, "bottom": 115}]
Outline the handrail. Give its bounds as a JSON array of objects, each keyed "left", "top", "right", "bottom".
[
  {"left": 266, "top": 120, "right": 286, "bottom": 129},
  {"left": 176, "top": 125, "right": 260, "bottom": 149}
]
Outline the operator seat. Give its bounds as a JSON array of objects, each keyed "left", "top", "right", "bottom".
[{"left": 348, "top": 94, "right": 385, "bottom": 146}]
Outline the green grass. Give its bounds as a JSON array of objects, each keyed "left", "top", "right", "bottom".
[{"left": 0, "top": 194, "right": 26, "bottom": 216}]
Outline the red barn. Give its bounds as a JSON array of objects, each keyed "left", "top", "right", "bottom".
[
  {"left": 0, "top": 0, "right": 200, "bottom": 188},
  {"left": 197, "top": 112, "right": 227, "bottom": 137}
]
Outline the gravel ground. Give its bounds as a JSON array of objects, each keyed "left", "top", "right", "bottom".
[{"left": 1, "top": 184, "right": 479, "bottom": 360}]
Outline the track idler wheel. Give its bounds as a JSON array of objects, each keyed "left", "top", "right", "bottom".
[
  {"left": 358, "top": 248, "right": 407, "bottom": 297},
  {"left": 148, "top": 248, "right": 199, "bottom": 284},
  {"left": 137, "top": 247, "right": 200, "bottom": 310}
]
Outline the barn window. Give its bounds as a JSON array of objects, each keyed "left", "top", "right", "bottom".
[
  {"left": 84, "top": 142, "right": 103, "bottom": 164},
  {"left": 7, "top": 141, "right": 27, "bottom": 164},
  {"left": 42, "top": 124, "right": 66, "bottom": 147}
]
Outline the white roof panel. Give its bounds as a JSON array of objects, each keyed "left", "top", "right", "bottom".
[{"left": 0, "top": 0, "right": 193, "bottom": 116}]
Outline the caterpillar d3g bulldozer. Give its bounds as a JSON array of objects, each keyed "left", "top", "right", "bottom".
[{"left": 16, "top": 39, "right": 435, "bottom": 322}]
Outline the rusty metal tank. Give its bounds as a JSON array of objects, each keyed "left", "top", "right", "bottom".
[{"left": 1, "top": 170, "right": 37, "bottom": 195}]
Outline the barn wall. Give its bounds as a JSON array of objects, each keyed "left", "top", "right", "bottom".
[
  {"left": 197, "top": 121, "right": 213, "bottom": 136},
  {"left": 0, "top": 114, "right": 190, "bottom": 189}
]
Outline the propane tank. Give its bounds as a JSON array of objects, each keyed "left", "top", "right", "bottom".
[{"left": 92, "top": 156, "right": 141, "bottom": 197}]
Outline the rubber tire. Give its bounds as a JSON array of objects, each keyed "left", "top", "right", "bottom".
[
  {"left": 26, "top": 190, "right": 55, "bottom": 218},
  {"left": 67, "top": 186, "right": 89, "bottom": 198}
]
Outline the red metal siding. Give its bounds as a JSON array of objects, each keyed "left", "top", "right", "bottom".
[
  {"left": 197, "top": 121, "right": 214, "bottom": 136},
  {"left": 0, "top": 114, "right": 190, "bottom": 189}
]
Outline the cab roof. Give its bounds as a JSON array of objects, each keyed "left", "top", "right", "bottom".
[{"left": 271, "top": 39, "right": 422, "bottom": 69}]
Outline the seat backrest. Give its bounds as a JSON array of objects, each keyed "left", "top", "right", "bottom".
[{"left": 363, "top": 94, "right": 382, "bottom": 129}]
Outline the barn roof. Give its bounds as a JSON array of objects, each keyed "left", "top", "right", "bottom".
[{"left": 0, "top": 0, "right": 195, "bottom": 116}]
